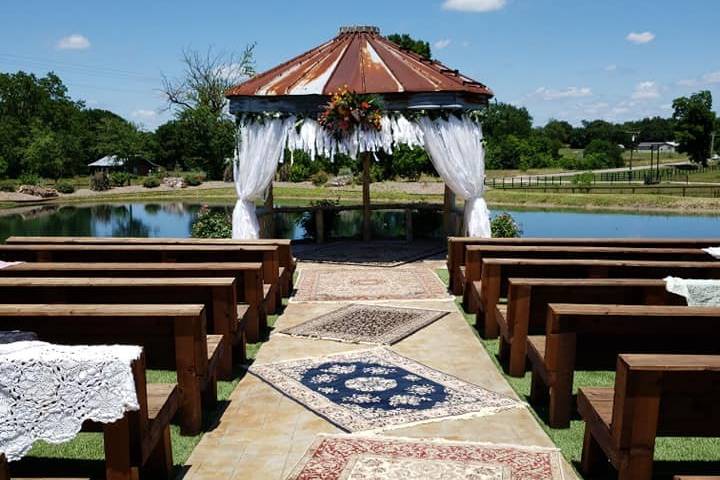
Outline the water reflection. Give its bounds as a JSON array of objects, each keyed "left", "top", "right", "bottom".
[{"left": 0, "top": 201, "right": 718, "bottom": 242}]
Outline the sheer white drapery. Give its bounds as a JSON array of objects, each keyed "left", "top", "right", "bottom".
[
  {"left": 232, "top": 118, "right": 294, "bottom": 239},
  {"left": 417, "top": 116, "right": 490, "bottom": 237}
]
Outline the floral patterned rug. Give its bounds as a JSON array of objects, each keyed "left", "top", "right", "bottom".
[
  {"left": 287, "top": 434, "right": 565, "bottom": 480},
  {"left": 294, "top": 240, "right": 446, "bottom": 267},
  {"left": 279, "top": 304, "right": 448, "bottom": 345},
  {"left": 292, "top": 267, "right": 451, "bottom": 302},
  {"left": 249, "top": 348, "right": 520, "bottom": 432}
]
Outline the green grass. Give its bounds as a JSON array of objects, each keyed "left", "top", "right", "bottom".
[{"left": 436, "top": 267, "right": 720, "bottom": 478}]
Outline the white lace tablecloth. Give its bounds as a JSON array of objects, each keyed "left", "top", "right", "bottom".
[
  {"left": 703, "top": 247, "right": 720, "bottom": 260},
  {"left": 664, "top": 276, "right": 720, "bottom": 306},
  {"left": 0, "top": 342, "right": 141, "bottom": 461}
]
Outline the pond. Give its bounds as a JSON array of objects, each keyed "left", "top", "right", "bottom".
[{"left": 0, "top": 202, "right": 719, "bottom": 242}]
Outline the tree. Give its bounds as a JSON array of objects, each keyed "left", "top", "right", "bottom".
[
  {"left": 386, "top": 34, "right": 431, "bottom": 59},
  {"left": 673, "top": 91, "right": 716, "bottom": 165},
  {"left": 543, "top": 119, "right": 573, "bottom": 145},
  {"left": 479, "top": 102, "right": 533, "bottom": 140},
  {"left": 583, "top": 139, "right": 624, "bottom": 168}
]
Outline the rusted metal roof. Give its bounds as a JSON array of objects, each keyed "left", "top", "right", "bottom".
[{"left": 226, "top": 26, "right": 493, "bottom": 101}]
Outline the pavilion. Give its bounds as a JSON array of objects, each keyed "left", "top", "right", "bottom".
[{"left": 225, "top": 25, "right": 494, "bottom": 241}]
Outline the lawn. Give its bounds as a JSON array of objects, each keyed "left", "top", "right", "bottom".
[{"left": 435, "top": 268, "right": 720, "bottom": 479}]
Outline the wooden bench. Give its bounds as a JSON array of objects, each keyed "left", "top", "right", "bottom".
[
  {"left": 5, "top": 236, "right": 296, "bottom": 298},
  {"left": 0, "top": 277, "right": 241, "bottom": 379},
  {"left": 462, "top": 245, "right": 713, "bottom": 310},
  {"left": 0, "top": 262, "right": 267, "bottom": 343},
  {"left": 2, "top": 352, "right": 179, "bottom": 480},
  {"left": 0, "top": 304, "right": 220, "bottom": 436},
  {"left": 0, "top": 243, "right": 282, "bottom": 313},
  {"left": 447, "top": 237, "right": 720, "bottom": 294},
  {"left": 473, "top": 258, "right": 720, "bottom": 338},
  {"left": 578, "top": 354, "right": 720, "bottom": 480},
  {"left": 529, "top": 305, "right": 720, "bottom": 428},
  {"left": 497, "top": 278, "right": 685, "bottom": 377}
]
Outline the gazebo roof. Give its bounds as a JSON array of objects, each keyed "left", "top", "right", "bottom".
[{"left": 227, "top": 26, "right": 493, "bottom": 113}]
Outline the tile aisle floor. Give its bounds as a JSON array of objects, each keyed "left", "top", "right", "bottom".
[{"left": 182, "top": 260, "right": 578, "bottom": 479}]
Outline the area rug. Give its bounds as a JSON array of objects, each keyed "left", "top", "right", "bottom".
[
  {"left": 279, "top": 304, "right": 448, "bottom": 345},
  {"left": 249, "top": 348, "right": 520, "bottom": 432},
  {"left": 286, "top": 434, "right": 565, "bottom": 479},
  {"left": 292, "top": 267, "right": 451, "bottom": 302},
  {"left": 295, "top": 240, "right": 446, "bottom": 267}
]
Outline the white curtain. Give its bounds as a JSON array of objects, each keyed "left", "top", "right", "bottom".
[
  {"left": 232, "top": 117, "right": 293, "bottom": 239},
  {"left": 417, "top": 115, "right": 491, "bottom": 237}
]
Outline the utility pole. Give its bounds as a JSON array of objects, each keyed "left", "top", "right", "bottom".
[
  {"left": 711, "top": 131, "right": 717, "bottom": 162},
  {"left": 625, "top": 130, "right": 640, "bottom": 182}
]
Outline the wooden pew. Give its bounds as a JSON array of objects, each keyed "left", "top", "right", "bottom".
[
  {"left": 0, "top": 304, "right": 220, "bottom": 436},
  {"left": 473, "top": 258, "right": 720, "bottom": 338},
  {"left": 4, "top": 352, "right": 178, "bottom": 480},
  {"left": 462, "top": 245, "right": 713, "bottom": 310},
  {"left": 498, "top": 278, "right": 685, "bottom": 377},
  {"left": 0, "top": 244, "right": 281, "bottom": 313},
  {"left": 447, "top": 237, "right": 720, "bottom": 294},
  {"left": 0, "top": 262, "right": 267, "bottom": 343},
  {"left": 5, "top": 236, "right": 296, "bottom": 297},
  {"left": 529, "top": 305, "right": 720, "bottom": 428},
  {"left": 578, "top": 354, "right": 720, "bottom": 480},
  {"left": 0, "top": 278, "right": 241, "bottom": 379}
]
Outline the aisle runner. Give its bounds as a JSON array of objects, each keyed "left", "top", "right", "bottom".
[
  {"left": 287, "top": 434, "right": 564, "bottom": 480},
  {"left": 249, "top": 348, "right": 519, "bottom": 432},
  {"left": 279, "top": 304, "right": 448, "bottom": 345},
  {"left": 293, "top": 267, "right": 451, "bottom": 302}
]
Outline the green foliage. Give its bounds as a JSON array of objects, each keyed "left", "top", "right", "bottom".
[
  {"left": 673, "top": 90, "right": 716, "bottom": 165},
  {"left": 18, "top": 172, "right": 40, "bottom": 186},
  {"left": 582, "top": 139, "right": 623, "bottom": 168},
  {"left": 55, "top": 181, "right": 75, "bottom": 194},
  {"left": 491, "top": 212, "right": 522, "bottom": 238},
  {"left": 142, "top": 176, "right": 161, "bottom": 188},
  {"left": 480, "top": 102, "right": 533, "bottom": 139},
  {"left": 89, "top": 171, "right": 110, "bottom": 191},
  {"left": 386, "top": 34, "right": 431, "bottom": 59},
  {"left": 183, "top": 173, "right": 204, "bottom": 186},
  {"left": 191, "top": 206, "right": 231, "bottom": 238},
  {"left": 310, "top": 170, "right": 329, "bottom": 186},
  {"left": 572, "top": 171, "right": 595, "bottom": 190},
  {"left": 543, "top": 119, "right": 573, "bottom": 144},
  {"left": 0, "top": 180, "right": 16, "bottom": 192},
  {"left": 389, "top": 145, "right": 433, "bottom": 180},
  {"left": 109, "top": 171, "right": 131, "bottom": 187},
  {"left": 485, "top": 131, "right": 560, "bottom": 170}
]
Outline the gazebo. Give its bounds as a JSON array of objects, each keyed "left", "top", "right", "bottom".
[{"left": 225, "top": 25, "right": 494, "bottom": 241}]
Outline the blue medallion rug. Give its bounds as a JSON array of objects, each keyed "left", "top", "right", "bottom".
[{"left": 249, "top": 348, "right": 520, "bottom": 432}]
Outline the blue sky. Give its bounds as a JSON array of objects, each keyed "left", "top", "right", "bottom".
[{"left": 2, "top": 0, "right": 718, "bottom": 129}]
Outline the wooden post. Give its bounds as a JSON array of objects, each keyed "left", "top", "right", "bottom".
[
  {"left": 443, "top": 185, "right": 455, "bottom": 236},
  {"left": 362, "top": 152, "right": 371, "bottom": 241},
  {"left": 315, "top": 208, "right": 324, "bottom": 244},
  {"left": 263, "top": 183, "right": 274, "bottom": 238},
  {"left": 0, "top": 454, "right": 9, "bottom": 480},
  {"left": 405, "top": 208, "right": 413, "bottom": 242}
]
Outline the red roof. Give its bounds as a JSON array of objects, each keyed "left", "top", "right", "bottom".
[{"left": 226, "top": 26, "right": 493, "bottom": 99}]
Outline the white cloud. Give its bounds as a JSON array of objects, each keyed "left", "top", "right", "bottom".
[
  {"left": 132, "top": 109, "right": 157, "bottom": 119},
  {"left": 678, "top": 71, "right": 720, "bottom": 87},
  {"left": 56, "top": 34, "right": 90, "bottom": 50},
  {"left": 434, "top": 39, "right": 452, "bottom": 50},
  {"left": 605, "top": 64, "right": 617, "bottom": 72},
  {"left": 626, "top": 31, "right": 655, "bottom": 44},
  {"left": 632, "top": 81, "right": 660, "bottom": 100},
  {"left": 533, "top": 86, "right": 592, "bottom": 101},
  {"left": 442, "top": 0, "right": 506, "bottom": 13}
]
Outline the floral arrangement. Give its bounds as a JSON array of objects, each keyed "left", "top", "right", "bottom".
[{"left": 318, "top": 86, "right": 383, "bottom": 138}]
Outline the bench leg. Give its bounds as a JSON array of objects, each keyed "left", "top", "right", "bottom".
[
  {"left": 483, "top": 310, "right": 499, "bottom": 339},
  {"left": 104, "top": 415, "right": 139, "bottom": 480},
  {"left": 143, "top": 425, "right": 173, "bottom": 480},
  {"left": 529, "top": 367, "right": 548, "bottom": 406},
  {"left": 548, "top": 372, "right": 573, "bottom": 428},
  {"left": 202, "top": 372, "right": 218, "bottom": 412},
  {"left": 617, "top": 449, "right": 654, "bottom": 480},
  {"left": 508, "top": 340, "right": 528, "bottom": 377},
  {"left": 0, "top": 454, "right": 9, "bottom": 480},
  {"left": 581, "top": 426, "right": 608, "bottom": 475},
  {"left": 498, "top": 336, "right": 510, "bottom": 366}
]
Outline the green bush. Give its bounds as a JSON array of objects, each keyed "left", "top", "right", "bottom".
[
  {"left": 109, "top": 171, "right": 131, "bottom": 187},
  {"left": 582, "top": 139, "right": 623, "bottom": 168},
  {"left": 55, "top": 181, "right": 75, "bottom": 194},
  {"left": 191, "top": 207, "right": 231, "bottom": 238},
  {"left": 572, "top": 171, "right": 595, "bottom": 191},
  {"left": 491, "top": 212, "right": 522, "bottom": 238},
  {"left": 183, "top": 173, "right": 203, "bottom": 187},
  {"left": 142, "top": 176, "right": 161, "bottom": 188},
  {"left": 18, "top": 172, "right": 41, "bottom": 186},
  {"left": 89, "top": 172, "right": 110, "bottom": 191},
  {"left": 0, "top": 180, "right": 17, "bottom": 192},
  {"left": 310, "top": 170, "right": 329, "bottom": 186}
]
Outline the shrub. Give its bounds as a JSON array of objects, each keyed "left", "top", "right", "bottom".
[
  {"left": 191, "top": 206, "right": 231, "bottom": 238},
  {"left": 310, "top": 170, "right": 329, "bottom": 186},
  {"left": 142, "top": 176, "right": 161, "bottom": 188},
  {"left": 491, "top": 212, "right": 522, "bottom": 238},
  {"left": 183, "top": 173, "right": 203, "bottom": 187},
  {"left": 0, "top": 180, "right": 17, "bottom": 192},
  {"left": 109, "top": 171, "right": 131, "bottom": 187},
  {"left": 582, "top": 139, "right": 623, "bottom": 168},
  {"left": 18, "top": 172, "right": 41, "bottom": 186},
  {"left": 572, "top": 171, "right": 595, "bottom": 192},
  {"left": 55, "top": 181, "right": 75, "bottom": 194},
  {"left": 89, "top": 172, "right": 111, "bottom": 191}
]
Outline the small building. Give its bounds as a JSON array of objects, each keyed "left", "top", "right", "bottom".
[
  {"left": 88, "top": 155, "right": 159, "bottom": 176},
  {"left": 637, "top": 141, "right": 678, "bottom": 152}
]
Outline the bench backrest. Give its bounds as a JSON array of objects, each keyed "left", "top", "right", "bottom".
[{"left": 612, "top": 354, "right": 720, "bottom": 442}]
